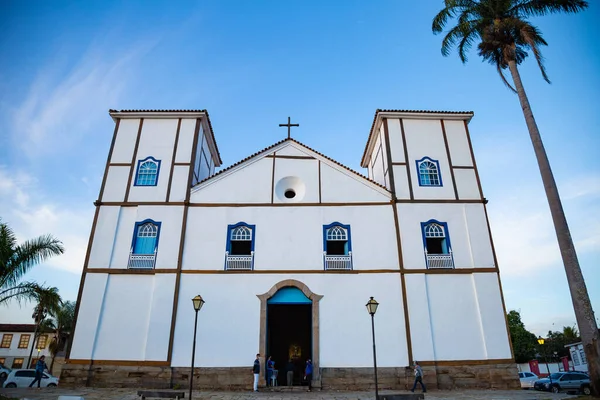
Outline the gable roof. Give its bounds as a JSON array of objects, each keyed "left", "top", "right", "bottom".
[
  {"left": 192, "top": 138, "right": 390, "bottom": 195},
  {"left": 361, "top": 109, "right": 475, "bottom": 167},
  {"left": 108, "top": 109, "right": 222, "bottom": 165}
]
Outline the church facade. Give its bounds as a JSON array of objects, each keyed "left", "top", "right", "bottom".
[{"left": 62, "top": 109, "right": 519, "bottom": 390}]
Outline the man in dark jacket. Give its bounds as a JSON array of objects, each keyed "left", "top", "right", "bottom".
[
  {"left": 29, "top": 355, "right": 48, "bottom": 388},
  {"left": 252, "top": 354, "right": 260, "bottom": 392}
]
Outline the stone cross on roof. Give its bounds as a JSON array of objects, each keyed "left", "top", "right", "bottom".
[{"left": 279, "top": 116, "right": 299, "bottom": 139}]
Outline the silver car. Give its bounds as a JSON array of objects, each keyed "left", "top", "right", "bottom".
[
  {"left": 533, "top": 371, "right": 591, "bottom": 395},
  {"left": 518, "top": 371, "right": 538, "bottom": 389}
]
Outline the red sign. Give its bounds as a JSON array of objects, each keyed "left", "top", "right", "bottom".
[{"left": 529, "top": 360, "right": 540, "bottom": 376}]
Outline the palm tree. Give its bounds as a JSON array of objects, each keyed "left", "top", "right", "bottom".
[
  {"left": 0, "top": 219, "right": 65, "bottom": 305},
  {"left": 431, "top": 0, "right": 599, "bottom": 395},
  {"left": 46, "top": 301, "right": 75, "bottom": 373},
  {"left": 27, "top": 286, "right": 62, "bottom": 369}
]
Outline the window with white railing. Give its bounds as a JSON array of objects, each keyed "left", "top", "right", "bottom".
[
  {"left": 128, "top": 219, "right": 161, "bottom": 269},
  {"left": 421, "top": 220, "right": 453, "bottom": 269},
  {"left": 323, "top": 222, "right": 353, "bottom": 270},
  {"left": 225, "top": 222, "right": 255, "bottom": 270}
]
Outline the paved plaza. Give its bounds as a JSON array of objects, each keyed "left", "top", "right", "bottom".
[{"left": 0, "top": 388, "right": 584, "bottom": 400}]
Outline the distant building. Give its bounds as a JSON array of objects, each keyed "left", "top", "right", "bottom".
[
  {"left": 0, "top": 324, "right": 52, "bottom": 369},
  {"left": 565, "top": 342, "right": 588, "bottom": 373}
]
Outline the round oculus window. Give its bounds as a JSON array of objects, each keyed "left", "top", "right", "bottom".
[{"left": 284, "top": 189, "right": 296, "bottom": 199}]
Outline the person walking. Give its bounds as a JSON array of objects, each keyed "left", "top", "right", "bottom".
[
  {"left": 28, "top": 355, "right": 48, "bottom": 389},
  {"left": 286, "top": 359, "right": 294, "bottom": 386},
  {"left": 304, "top": 359, "right": 313, "bottom": 392},
  {"left": 410, "top": 361, "right": 426, "bottom": 393},
  {"left": 252, "top": 353, "right": 260, "bottom": 392}
]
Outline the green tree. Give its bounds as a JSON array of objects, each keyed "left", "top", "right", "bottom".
[
  {"left": 46, "top": 300, "right": 76, "bottom": 373},
  {"left": 507, "top": 310, "right": 537, "bottom": 363},
  {"left": 432, "top": 1, "right": 599, "bottom": 395},
  {"left": 27, "top": 286, "right": 62, "bottom": 369},
  {"left": 0, "top": 219, "right": 64, "bottom": 305}
]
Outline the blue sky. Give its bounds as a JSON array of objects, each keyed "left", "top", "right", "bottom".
[{"left": 1, "top": 0, "right": 598, "bottom": 337}]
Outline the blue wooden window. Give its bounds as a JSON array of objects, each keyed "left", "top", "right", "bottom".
[
  {"left": 131, "top": 220, "right": 161, "bottom": 254},
  {"left": 416, "top": 157, "right": 442, "bottom": 186},
  {"left": 135, "top": 157, "right": 161, "bottom": 186},
  {"left": 421, "top": 220, "right": 450, "bottom": 254},
  {"left": 226, "top": 222, "right": 255, "bottom": 255},
  {"left": 267, "top": 287, "right": 311, "bottom": 304},
  {"left": 323, "top": 222, "right": 352, "bottom": 255}
]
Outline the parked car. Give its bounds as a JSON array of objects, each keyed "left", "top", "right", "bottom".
[
  {"left": 2, "top": 369, "right": 59, "bottom": 388},
  {"left": 0, "top": 364, "right": 11, "bottom": 379},
  {"left": 533, "top": 371, "right": 591, "bottom": 395},
  {"left": 518, "top": 371, "right": 539, "bottom": 389}
]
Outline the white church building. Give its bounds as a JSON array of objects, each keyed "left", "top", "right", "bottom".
[{"left": 62, "top": 109, "right": 519, "bottom": 390}]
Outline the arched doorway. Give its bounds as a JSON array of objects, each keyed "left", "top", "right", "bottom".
[{"left": 257, "top": 280, "right": 323, "bottom": 386}]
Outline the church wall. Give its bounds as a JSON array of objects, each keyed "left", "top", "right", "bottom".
[
  {"left": 397, "top": 203, "right": 495, "bottom": 269},
  {"left": 444, "top": 120, "right": 474, "bottom": 167},
  {"left": 174, "top": 119, "right": 197, "bottom": 163},
  {"left": 404, "top": 274, "right": 435, "bottom": 362},
  {"left": 93, "top": 275, "right": 175, "bottom": 360},
  {"left": 168, "top": 165, "right": 190, "bottom": 202},
  {"left": 128, "top": 119, "right": 178, "bottom": 203},
  {"left": 110, "top": 119, "right": 140, "bottom": 164},
  {"left": 386, "top": 118, "right": 405, "bottom": 163},
  {"left": 182, "top": 205, "right": 398, "bottom": 271},
  {"left": 69, "top": 273, "right": 109, "bottom": 359},
  {"left": 403, "top": 119, "right": 456, "bottom": 200},
  {"left": 191, "top": 158, "right": 273, "bottom": 203},
  {"left": 171, "top": 273, "right": 407, "bottom": 368},
  {"left": 272, "top": 158, "right": 320, "bottom": 204},
  {"left": 275, "top": 146, "right": 310, "bottom": 157},
  {"left": 320, "top": 163, "right": 390, "bottom": 203},
  {"left": 392, "top": 165, "right": 411, "bottom": 199},
  {"left": 88, "top": 206, "right": 121, "bottom": 269},
  {"left": 454, "top": 168, "right": 481, "bottom": 200},
  {"left": 102, "top": 166, "right": 129, "bottom": 202}
]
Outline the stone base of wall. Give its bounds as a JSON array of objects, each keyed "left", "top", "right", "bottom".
[{"left": 60, "top": 362, "right": 519, "bottom": 391}]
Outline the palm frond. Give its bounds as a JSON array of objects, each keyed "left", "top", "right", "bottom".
[
  {"left": 510, "top": 0, "right": 588, "bottom": 17},
  {"left": 0, "top": 281, "right": 40, "bottom": 306}
]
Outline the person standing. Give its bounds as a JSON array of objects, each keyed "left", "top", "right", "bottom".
[
  {"left": 410, "top": 361, "right": 426, "bottom": 393},
  {"left": 304, "top": 359, "right": 313, "bottom": 392},
  {"left": 266, "top": 356, "right": 274, "bottom": 387},
  {"left": 252, "top": 354, "right": 260, "bottom": 392},
  {"left": 28, "top": 355, "right": 48, "bottom": 389},
  {"left": 286, "top": 359, "right": 295, "bottom": 386}
]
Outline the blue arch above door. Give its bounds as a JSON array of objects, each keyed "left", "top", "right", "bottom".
[{"left": 267, "top": 287, "right": 312, "bottom": 304}]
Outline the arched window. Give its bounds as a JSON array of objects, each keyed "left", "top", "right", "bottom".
[
  {"left": 416, "top": 157, "right": 442, "bottom": 186},
  {"left": 135, "top": 157, "right": 161, "bottom": 186},
  {"left": 227, "top": 223, "right": 255, "bottom": 255},
  {"left": 323, "top": 223, "right": 351, "bottom": 255},
  {"left": 132, "top": 220, "right": 161, "bottom": 255},
  {"left": 422, "top": 221, "right": 448, "bottom": 254}
]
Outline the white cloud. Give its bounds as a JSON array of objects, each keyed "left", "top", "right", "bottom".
[{"left": 0, "top": 167, "right": 92, "bottom": 275}]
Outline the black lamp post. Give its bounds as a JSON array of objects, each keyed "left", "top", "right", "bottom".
[
  {"left": 537, "top": 336, "right": 552, "bottom": 386},
  {"left": 366, "top": 297, "right": 379, "bottom": 400},
  {"left": 189, "top": 295, "right": 205, "bottom": 400}
]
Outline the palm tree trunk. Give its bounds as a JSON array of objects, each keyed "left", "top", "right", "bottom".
[{"left": 508, "top": 60, "right": 600, "bottom": 395}]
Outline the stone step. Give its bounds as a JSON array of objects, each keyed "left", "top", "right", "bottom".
[
  {"left": 262, "top": 385, "right": 313, "bottom": 392},
  {"left": 378, "top": 394, "right": 425, "bottom": 400}
]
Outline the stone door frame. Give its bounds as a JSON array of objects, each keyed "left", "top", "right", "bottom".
[{"left": 257, "top": 279, "right": 323, "bottom": 384}]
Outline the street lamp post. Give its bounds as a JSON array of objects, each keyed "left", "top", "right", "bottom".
[
  {"left": 189, "top": 295, "right": 205, "bottom": 400},
  {"left": 366, "top": 297, "right": 379, "bottom": 400},
  {"left": 537, "top": 337, "right": 552, "bottom": 386}
]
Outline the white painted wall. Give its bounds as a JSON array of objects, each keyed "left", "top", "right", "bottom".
[
  {"left": 403, "top": 119, "right": 455, "bottom": 200},
  {"left": 171, "top": 273, "right": 407, "bottom": 367},
  {"left": 128, "top": 119, "right": 178, "bottom": 203},
  {"left": 444, "top": 120, "right": 473, "bottom": 167},
  {"left": 273, "top": 158, "right": 319, "bottom": 203},
  {"left": 110, "top": 119, "right": 140, "bottom": 164},
  {"left": 102, "top": 166, "right": 129, "bottom": 202},
  {"left": 191, "top": 157, "right": 273, "bottom": 203},
  {"left": 404, "top": 274, "right": 435, "bottom": 362},
  {"left": 88, "top": 206, "right": 121, "bottom": 269},
  {"left": 276, "top": 146, "right": 311, "bottom": 157},
  {"left": 182, "top": 205, "right": 398, "bottom": 271},
  {"left": 393, "top": 165, "right": 411, "bottom": 200},
  {"left": 454, "top": 169, "right": 481, "bottom": 200},
  {"left": 386, "top": 119, "right": 405, "bottom": 163},
  {"left": 397, "top": 203, "right": 495, "bottom": 269},
  {"left": 175, "top": 119, "right": 197, "bottom": 164},
  {"left": 320, "top": 163, "right": 390, "bottom": 203},
  {"left": 93, "top": 274, "right": 175, "bottom": 360},
  {"left": 169, "top": 165, "right": 190, "bottom": 202},
  {"left": 69, "top": 274, "right": 109, "bottom": 359}
]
